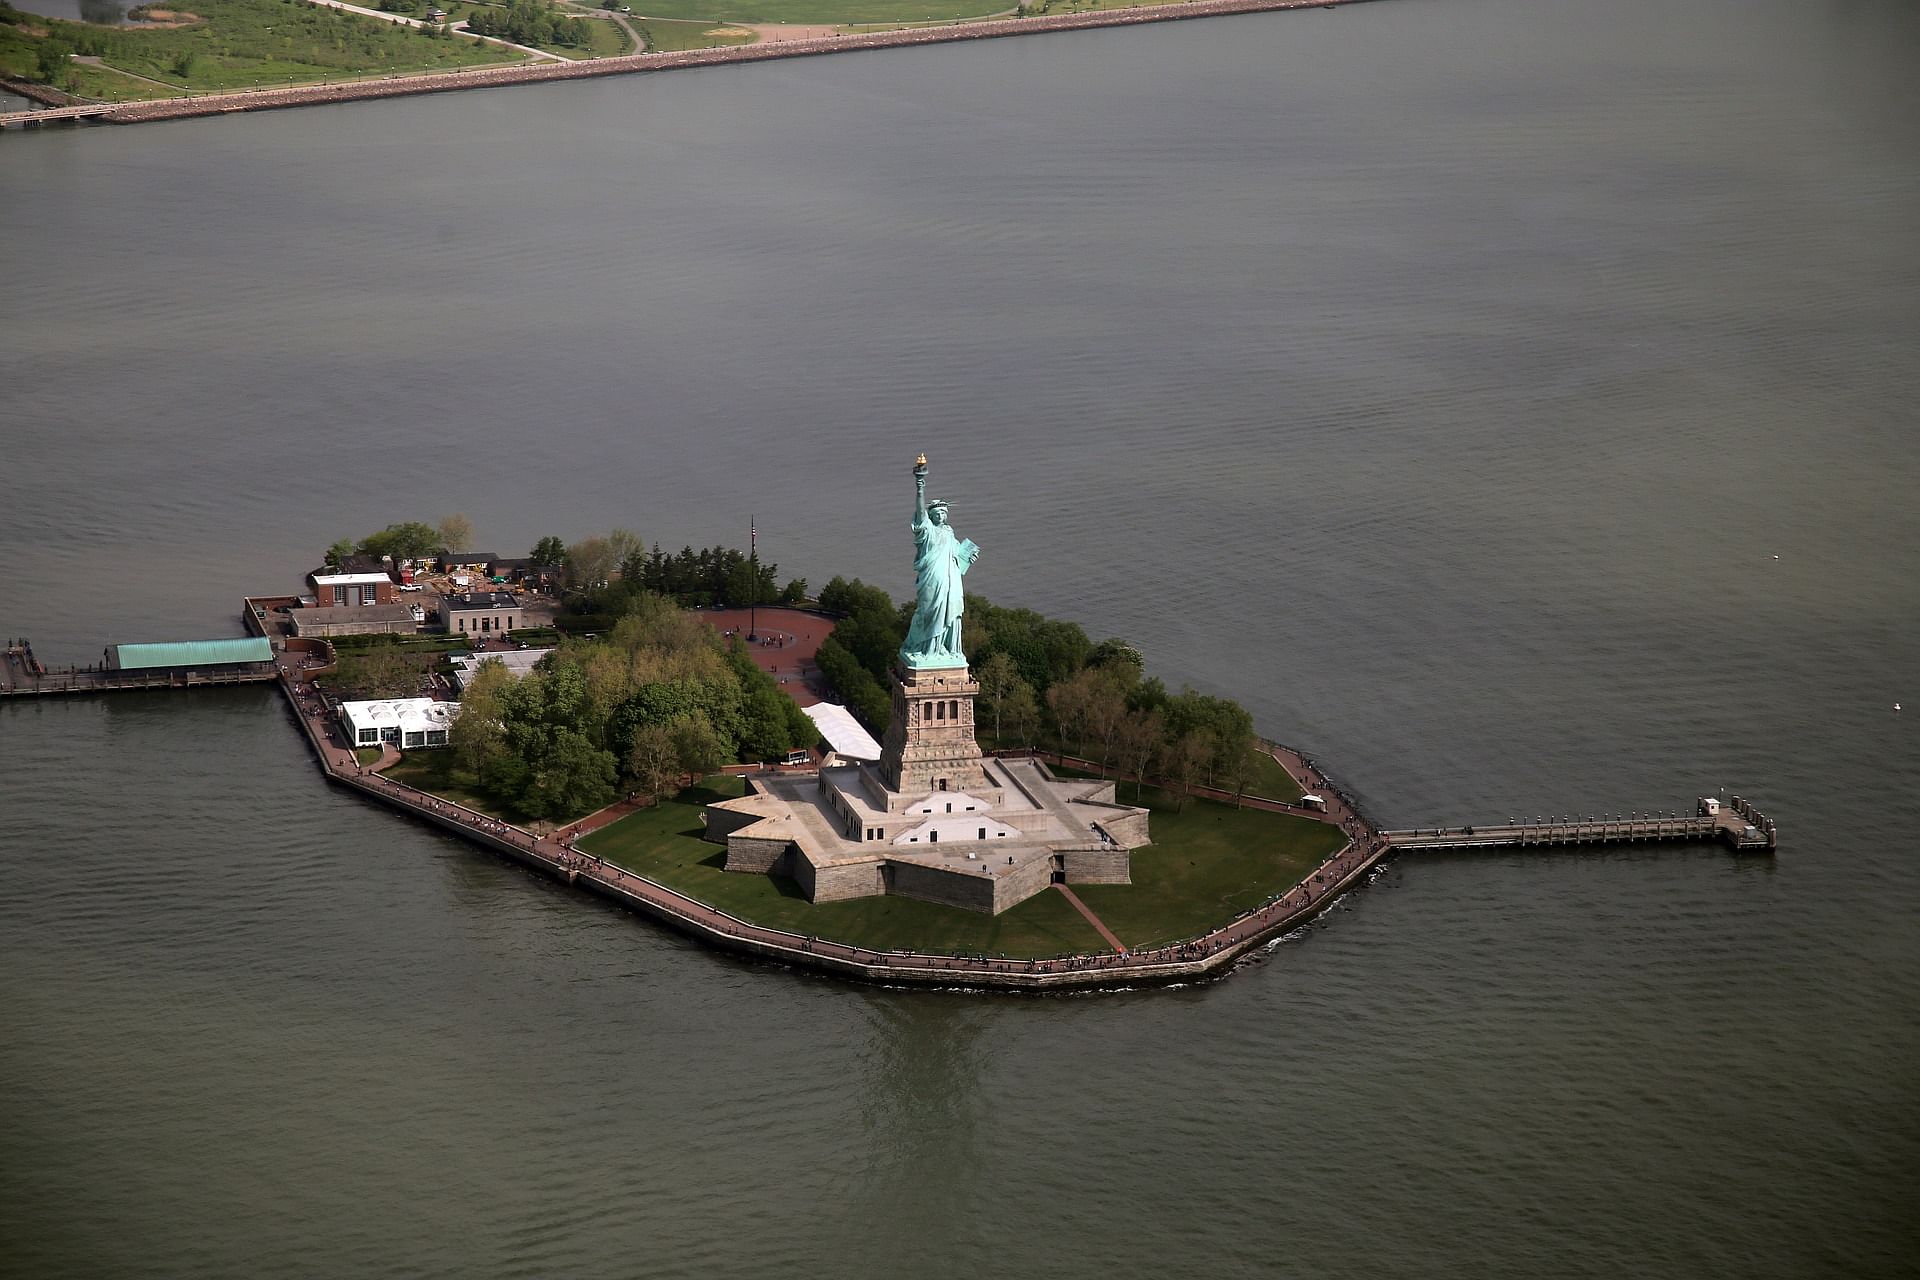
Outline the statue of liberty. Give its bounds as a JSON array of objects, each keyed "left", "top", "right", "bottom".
[{"left": 900, "top": 454, "right": 980, "bottom": 669}]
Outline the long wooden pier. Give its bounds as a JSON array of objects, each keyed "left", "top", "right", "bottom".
[{"left": 1385, "top": 798, "right": 1777, "bottom": 855}]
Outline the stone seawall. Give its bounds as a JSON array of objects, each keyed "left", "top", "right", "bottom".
[{"left": 83, "top": 0, "right": 1381, "bottom": 128}]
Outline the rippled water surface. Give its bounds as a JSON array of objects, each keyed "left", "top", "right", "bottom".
[{"left": 3, "top": 0, "right": 1917, "bottom": 1274}]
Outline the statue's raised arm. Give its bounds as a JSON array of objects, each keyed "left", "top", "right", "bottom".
[{"left": 900, "top": 454, "right": 977, "bottom": 670}]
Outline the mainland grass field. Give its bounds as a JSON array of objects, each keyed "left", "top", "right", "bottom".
[{"left": 580, "top": 772, "right": 1345, "bottom": 958}]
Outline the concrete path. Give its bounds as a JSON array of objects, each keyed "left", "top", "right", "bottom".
[{"left": 1053, "top": 883, "right": 1125, "bottom": 953}]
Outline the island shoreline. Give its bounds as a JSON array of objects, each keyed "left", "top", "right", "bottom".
[
  {"left": 264, "top": 624, "right": 1387, "bottom": 993},
  {"left": 4, "top": 0, "right": 1383, "bottom": 130}
]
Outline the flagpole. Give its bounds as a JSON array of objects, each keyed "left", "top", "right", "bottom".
[{"left": 747, "top": 514, "right": 758, "bottom": 642}]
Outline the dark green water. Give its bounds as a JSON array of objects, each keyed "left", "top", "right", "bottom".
[{"left": 3, "top": 0, "right": 1917, "bottom": 1274}]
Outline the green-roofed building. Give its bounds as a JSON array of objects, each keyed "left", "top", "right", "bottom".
[{"left": 109, "top": 637, "right": 275, "bottom": 673}]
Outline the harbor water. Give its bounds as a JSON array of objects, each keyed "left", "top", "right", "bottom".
[{"left": 2, "top": 0, "right": 1916, "bottom": 1273}]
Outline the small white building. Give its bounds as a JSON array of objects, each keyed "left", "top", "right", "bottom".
[{"left": 339, "top": 698, "right": 460, "bottom": 750}]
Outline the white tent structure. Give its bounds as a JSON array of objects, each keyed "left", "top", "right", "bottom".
[
  {"left": 339, "top": 698, "right": 460, "bottom": 750},
  {"left": 803, "top": 702, "right": 882, "bottom": 764}
]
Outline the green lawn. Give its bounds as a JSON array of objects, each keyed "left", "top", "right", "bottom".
[
  {"left": 1245, "top": 748, "right": 1303, "bottom": 803},
  {"left": 581, "top": 777, "right": 1109, "bottom": 959},
  {"left": 580, "top": 772, "right": 1345, "bottom": 959},
  {"left": 354, "top": 746, "right": 386, "bottom": 766},
  {"left": 631, "top": 15, "right": 754, "bottom": 49},
  {"left": 1073, "top": 781, "right": 1345, "bottom": 949}
]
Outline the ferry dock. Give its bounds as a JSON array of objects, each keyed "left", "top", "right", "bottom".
[{"left": 3, "top": 637, "right": 278, "bottom": 697}]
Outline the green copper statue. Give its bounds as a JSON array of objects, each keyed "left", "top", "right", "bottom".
[{"left": 901, "top": 454, "right": 980, "bottom": 669}]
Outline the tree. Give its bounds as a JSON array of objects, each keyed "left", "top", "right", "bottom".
[
  {"left": 564, "top": 536, "right": 615, "bottom": 589},
  {"left": 436, "top": 513, "right": 475, "bottom": 555},
  {"left": 523, "top": 728, "right": 617, "bottom": 819},
  {"left": 999, "top": 679, "right": 1040, "bottom": 750},
  {"left": 1113, "top": 708, "right": 1164, "bottom": 801},
  {"left": 779, "top": 578, "right": 808, "bottom": 605},
  {"left": 1225, "top": 741, "right": 1265, "bottom": 808},
  {"left": 449, "top": 659, "right": 514, "bottom": 780},
  {"left": 624, "top": 723, "right": 680, "bottom": 800},
  {"left": 974, "top": 651, "right": 1022, "bottom": 744},
  {"left": 670, "top": 713, "right": 728, "bottom": 785},
  {"left": 1166, "top": 729, "right": 1213, "bottom": 812},
  {"left": 358, "top": 521, "right": 443, "bottom": 561},
  {"left": 324, "top": 537, "right": 356, "bottom": 569},
  {"left": 531, "top": 536, "right": 568, "bottom": 568},
  {"left": 1046, "top": 667, "right": 1122, "bottom": 760},
  {"left": 607, "top": 528, "right": 644, "bottom": 577}
]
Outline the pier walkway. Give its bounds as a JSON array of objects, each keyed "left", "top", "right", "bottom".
[
  {"left": 1385, "top": 800, "right": 1777, "bottom": 855},
  {"left": 0, "top": 103, "right": 115, "bottom": 129}
]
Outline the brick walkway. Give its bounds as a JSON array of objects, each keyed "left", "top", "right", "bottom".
[{"left": 1053, "top": 883, "right": 1126, "bottom": 953}]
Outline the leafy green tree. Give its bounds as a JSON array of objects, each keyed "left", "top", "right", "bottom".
[
  {"left": 524, "top": 728, "right": 617, "bottom": 818},
  {"left": 1166, "top": 729, "right": 1212, "bottom": 811},
  {"left": 624, "top": 723, "right": 680, "bottom": 800},
  {"left": 779, "top": 579, "right": 807, "bottom": 605},
  {"left": 1113, "top": 707, "right": 1164, "bottom": 800},
  {"left": 671, "top": 713, "right": 728, "bottom": 783},
  {"left": 564, "top": 536, "right": 615, "bottom": 589},
  {"left": 737, "top": 682, "right": 795, "bottom": 761},
  {"left": 325, "top": 537, "right": 357, "bottom": 569},
  {"left": 999, "top": 679, "right": 1040, "bottom": 750},
  {"left": 436, "top": 512, "right": 475, "bottom": 555},
  {"left": 974, "top": 651, "right": 1023, "bottom": 743},
  {"left": 449, "top": 659, "right": 513, "bottom": 781},
  {"left": 358, "top": 521, "right": 443, "bottom": 561},
  {"left": 531, "top": 536, "right": 568, "bottom": 567}
]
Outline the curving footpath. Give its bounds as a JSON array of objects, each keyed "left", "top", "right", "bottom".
[
  {"left": 76, "top": 0, "right": 1382, "bottom": 127},
  {"left": 271, "top": 646, "right": 1388, "bottom": 990}
]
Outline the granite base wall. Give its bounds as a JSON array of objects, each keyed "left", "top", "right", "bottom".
[
  {"left": 724, "top": 835, "right": 790, "bottom": 875},
  {"left": 1063, "top": 846, "right": 1131, "bottom": 884},
  {"left": 807, "top": 858, "right": 887, "bottom": 903},
  {"left": 888, "top": 860, "right": 997, "bottom": 913}
]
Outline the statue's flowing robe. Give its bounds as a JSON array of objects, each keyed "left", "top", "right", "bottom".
[{"left": 902, "top": 512, "right": 974, "bottom": 665}]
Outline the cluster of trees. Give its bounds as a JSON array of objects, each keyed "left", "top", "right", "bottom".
[
  {"left": 462, "top": 0, "right": 589, "bottom": 46},
  {"left": 555, "top": 537, "right": 804, "bottom": 628},
  {"left": 813, "top": 578, "right": 1262, "bottom": 809},
  {"left": 324, "top": 514, "right": 475, "bottom": 567},
  {"left": 446, "top": 592, "right": 814, "bottom": 820}
]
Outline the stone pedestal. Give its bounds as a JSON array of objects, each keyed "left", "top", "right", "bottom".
[{"left": 878, "top": 663, "right": 992, "bottom": 797}]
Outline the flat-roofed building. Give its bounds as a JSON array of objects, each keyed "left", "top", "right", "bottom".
[
  {"left": 108, "top": 636, "right": 275, "bottom": 676},
  {"left": 441, "top": 590, "right": 522, "bottom": 636},
  {"left": 448, "top": 647, "right": 553, "bottom": 690},
  {"left": 291, "top": 602, "right": 419, "bottom": 638},
  {"left": 309, "top": 571, "right": 397, "bottom": 607},
  {"left": 338, "top": 698, "right": 460, "bottom": 750}
]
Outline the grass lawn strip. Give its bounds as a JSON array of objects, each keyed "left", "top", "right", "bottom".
[{"left": 1074, "top": 780, "right": 1345, "bottom": 949}]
